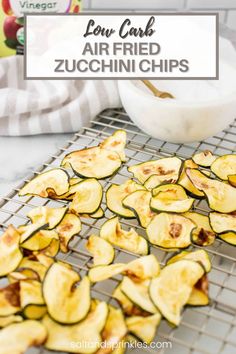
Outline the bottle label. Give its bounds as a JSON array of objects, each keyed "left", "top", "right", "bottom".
[{"left": 9, "top": 0, "right": 72, "bottom": 17}]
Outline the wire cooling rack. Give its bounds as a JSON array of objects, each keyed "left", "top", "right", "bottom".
[{"left": 0, "top": 108, "right": 236, "bottom": 354}]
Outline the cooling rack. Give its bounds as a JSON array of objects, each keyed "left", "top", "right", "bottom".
[{"left": 0, "top": 108, "right": 236, "bottom": 354}]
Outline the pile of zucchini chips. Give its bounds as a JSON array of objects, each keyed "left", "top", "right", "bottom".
[{"left": 0, "top": 130, "right": 235, "bottom": 354}]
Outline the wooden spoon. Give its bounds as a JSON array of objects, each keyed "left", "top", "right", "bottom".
[{"left": 142, "top": 80, "right": 174, "bottom": 99}]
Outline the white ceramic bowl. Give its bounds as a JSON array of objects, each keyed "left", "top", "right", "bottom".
[{"left": 118, "top": 40, "right": 236, "bottom": 143}]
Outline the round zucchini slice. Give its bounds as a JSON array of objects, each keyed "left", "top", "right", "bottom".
[
  {"left": 18, "top": 256, "right": 54, "bottom": 281},
  {"left": 112, "top": 285, "right": 148, "bottom": 317},
  {"left": 184, "top": 212, "right": 216, "bottom": 247},
  {"left": 211, "top": 154, "right": 236, "bottom": 180},
  {"left": 123, "top": 254, "right": 160, "bottom": 281},
  {"left": 0, "top": 320, "right": 47, "bottom": 353},
  {"left": 20, "top": 280, "right": 46, "bottom": 319},
  {"left": 43, "top": 301, "right": 108, "bottom": 354},
  {"left": 0, "top": 282, "right": 20, "bottom": 316},
  {"left": 21, "top": 230, "right": 58, "bottom": 251},
  {"left": 209, "top": 212, "right": 236, "bottom": 234},
  {"left": 69, "top": 179, "right": 103, "bottom": 215},
  {"left": 122, "top": 190, "right": 156, "bottom": 228},
  {"left": 106, "top": 180, "right": 145, "bottom": 218},
  {"left": 128, "top": 156, "right": 182, "bottom": 184},
  {"left": 150, "top": 260, "right": 205, "bottom": 325},
  {"left": 90, "top": 208, "right": 105, "bottom": 219},
  {"left": 218, "top": 232, "right": 236, "bottom": 245},
  {"left": 186, "top": 168, "right": 236, "bottom": 213},
  {"left": 151, "top": 184, "right": 194, "bottom": 213},
  {"left": 37, "top": 237, "right": 60, "bottom": 258},
  {"left": 56, "top": 213, "right": 82, "bottom": 253},
  {"left": 178, "top": 160, "right": 205, "bottom": 198},
  {"left": 187, "top": 275, "right": 209, "bottom": 306},
  {"left": 192, "top": 150, "right": 216, "bottom": 167},
  {"left": 100, "top": 217, "right": 149, "bottom": 255},
  {"left": 27, "top": 206, "right": 67, "bottom": 230},
  {"left": 120, "top": 277, "right": 157, "bottom": 314},
  {"left": 126, "top": 313, "right": 161, "bottom": 344},
  {"left": 61, "top": 146, "right": 122, "bottom": 179},
  {"left": 147, "top": 213, "right": 195, "bottom": 249},
  {"left": 19, "top": 168, "right": 70, "bottom": 197},
  {"left": 100, "top": 129, "right": 127, "bottom": 162},
  {"left": 0, "top": 226, "right": 23, "bottom": 277},
  {"left": 18, "top": 222, "right": 48, "bottom": 243},
  {"left": 43, "top": 263, "right": 90, "bottom": 324},
  {"left": 144, "top": 175, "right": 163, "bottom": 190},
  {"left": 166, "top": 249, "right": 211, "bottom": 273},
  {"left": 86, "top": 235, "right": 115, "bottom": 266},
  {"left": 0, "top": 315, "right": 23, "bottom": 328},
  {"left": 228, "top": 174, "right": 236, "bottom": 187}
]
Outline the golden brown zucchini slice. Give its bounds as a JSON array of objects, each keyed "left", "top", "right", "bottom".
[
  {"left": 128, "top": 156, "right": 182, "bottom": 184},
  {"left": 187, "top": 275, "right": 209, "bottom": 306},
  {"left": 228, "top": 175, "right": 236, "bottom": 187},
  {"left": 166, "top": 249, "right": 211, "bottom": 272},
  {"left": 88, "top": 263, "right": 126, "bottom": 283},
  {"left": 0, "top": 226, "right": 23, "bottom": 277},
  {"left": 0, "top": 282, "right": 20, "bottom": 316},
  {"left": 151, "top": 183, "right": 194, "bottom": 213},
  {"left": 186, "top": 168, "right": 236, "bottom": 213},
  {"left": 218, "top": 232, "right": 236, "bottom": 245},
  {"left": 43, "top": 263, "right": 90, "bottom": 324},
  {"left": 27, "top": 206, "right": 67, "bottom": 230},
  {"left": 20, "top": 280, "right": 46, "bottom": 319},
  {"left": 100, "top": 217, "right": 148, "bottom": 255},
  {"left": 106, "top": 180, "right": 145, "bottom": 218},
  {"left": 51, "top": 178, "right": 84, "bottom": 200},
  {"left": 82, "top": 208, "right": 105, "bottom": 219},
  {"left": 18, "top": 256, "right": 53, "bottom": 281},
  {"left": 211, "top": 154, "right": 236, "bottom": 180},
  {"left": 112, "top": 285, "right": 148, "bottom": 317},
  {"left": 21, "top": 230, "right": 58, "bottom": 251},
  {"left": 126, "top": 313, "right": 161, "bottom": 344},
  {"left": 0, "top": 320, "right": 47, "bottom": 353},
  {"left": 147, "top": 213, "right": 195, "bottom": 249},
  {"left": 19, "top": 168, "right": 69, "bottom": 197},
  {"left": 97, "top": 306, "right": 127, "bottom": 354},
  {"left": 150, "top": 260, "right": 205, "bottom": 325},
  {"left": 122, "top": 190, "right": 156, "bottom": 228},
  {"left": 56, "top": 213, "right": 81, "bottom": 253},
  {"left": 209, "top": 212, "right": 236, "bottom": 234},
  {"left": 100, "top": 130, "right": 127, "bottom": 162},
  {"left": 61, "top": 146, "right": 122, "bottom": 179},
  {"left": 192, "top": 150, "right": 216, "bottom": 167},
  {"left": 8, "top": 268, "right": 40, "bottom": 283},
  {"left": 0, "top": 315, "right": 23, "bottom": 328},
  {"left": 43, "top": 301, "right": 108, "bottom": 353},
  {"left": 36, "top": 238, "right": 60, "bottom": 258},
  {"left": 144, "top": 175, "right": 163, "bottom": 190},
  {"left": 86, "top": 235, "right": 115, "bottom": 266},
  {"left": 18, "top": 222, "right": 48, "bottom": 243},
  {"left": 121, "top": 277, "right": 157, "bottom": 314},
  {"left": 178, "top": 159, "right": 205, "bottom": 198},
  {"left": 69, "top": 179, "right": 103, "bottom": 215},
  {"left": 184, "top": 211, "right": 216, "bottom": 247}
]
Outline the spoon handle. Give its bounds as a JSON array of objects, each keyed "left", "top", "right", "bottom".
[{"left": 142, "top": 80, "right": 174, "bottom": 99}]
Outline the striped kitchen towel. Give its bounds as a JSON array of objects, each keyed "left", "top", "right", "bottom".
[{"left": 0, "top": 55, "right": 121, "bottom": 136}]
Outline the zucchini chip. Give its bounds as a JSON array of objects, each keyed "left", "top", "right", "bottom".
[
  {"left": 70, "top": 177, "right": 83, "bottom": 185},
  {"left": 121, "top": 277, "right": 157, "bottom": 314},
  {"left": 211, "top": 154, "right": 236, "bottom": 180},
  {"left": 106, "top": 180, "right": 145, "bottom": 218},
  {"left": 128, "top": 156, "right": 182, "bottom": 184},
  {"left": 43, "top": 263, "right": 90, "bottom": 324},
  {"left": 209, "top": 212, "right": 236, "bottom": 234},
  {"left": 19, "top": 256, "right": 53, "bottom": 281},
  {"left": 21, "top": 230, "right": 58, "bottom": 251},
  {"left": 112, "top": 285, "right": 148, "bottom": 316},
  {"left": 20, "top": 280, "right": 46, "bottom": 319},
  {"left": 88, "top": 263, "right": 126, "bottom": 283},
  {"left": 97, "top": 306, "right": 127, "bottom": 354},
  {"left": 84, "top": 208, "right": 105, "bottom": 219},
  {"left": 18, "top": 222, "right": 48, "bottom": 243},
  {"left": 187, "top": 275, "right": 209, "bottom": 306},
  {"left": 166, "top": 249, "right": 211, "bottom": 273},
  {"left": 178, "top": 160, "right": 205, "bottom": 198},
  {"left": 61, "top": 146, "right": 122, "bottom": 179},
  {"left": 151, "top": 184, "right": 194, "bottom": 213},
  {"left": 228, "top": 175, "right": 236, "bottom": 187},
  {"left": 19, "top": 168, "right": 69, "bottom": 197},
  {"left": 0, "top": 282, "right": 20, "bottom": 316},
  {"left": 144, "top": 175, "right": 162, "bottom": 190},
  {"left": 100, "top": 217, "right": 148, "bottom": 255},
  {"left": 126, "top": 313, "right": 161, "bottom": 344},
  {"left": 100, "top": 130, "right": 127, "bottom": 162},
  {"left": 147, "top": 213, "right": 195, "bottom": 249},
  {"left": 150, "top": 260, "right": 205, "bottom": 325},
  {"left": 27, "top": 206, "right": 67, "bottom": 230},
  {"left": 122, "top": 190, "right": 156, "bottom": 228},
  {"left": 0, "top": 226, "right": 23, "bottom": 277},
  {"left": 43, "top": 301, "right": 108, "bottom": 353},
  {"left": 37, "top": 238, "right": 60, "bottom": 257},
  {"left": 0, "top": 315, "right": 23, "bottom": 328},
  {"left": 8, "top": 268, "right": 39, "bottom": 283},
  {"left": 86, "top": 235, "right": 115, "bottom": 266},
  {"left": 69, "top": 179, "right": 103, "bottom": 215},
  {"left": 56, "top": 213, "right": 82, "bottom": 253},
  {"left": 192, "top": 150, "right": 216, "bottom": 167},
  {"left": 218, "top": 232, "right": 236, "bottom": 245},
  {"left": 51, "top": 179, "right": 84, "bottom": 200},
  {"left": 0, "top": 320, "right": 47, "bottom": 353},
  {"left": 186, "top": 168, "right": 236, "bottom": 213},
  {"left": 184, "top": 212, "right": 216, "bottom": 247}
]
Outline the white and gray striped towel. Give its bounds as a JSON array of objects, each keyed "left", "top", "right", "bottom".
[{"left": 0, "top": 56, "right": 121, "bottom": 136}]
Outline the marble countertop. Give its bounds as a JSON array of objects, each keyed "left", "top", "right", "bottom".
[{"left": 0, "top": 133, "right": 72, "bottom": 196}]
